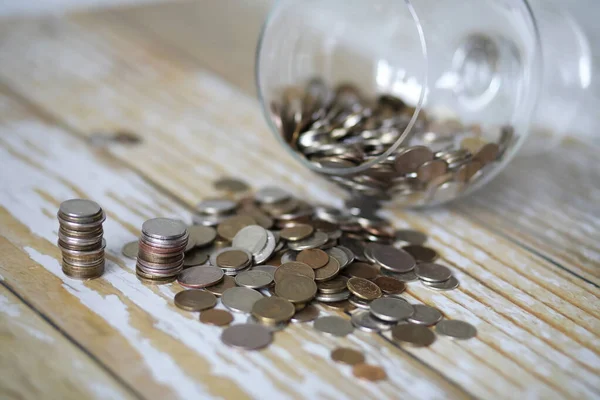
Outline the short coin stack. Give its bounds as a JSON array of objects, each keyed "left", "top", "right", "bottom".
[
  {"left": 57, "top": 199, "right": 106, "bottom": 280},
  {"left": 136, "top": 218, "right": 189, "bottom": 284}
]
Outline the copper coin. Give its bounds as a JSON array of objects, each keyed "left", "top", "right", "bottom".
[
  {"left": 274, "top": 262, "right": 315, "bottom": 283},
  {"left": 319, "top": 300, "right": 356, "bottom": 312},
  {"left": 417, "top": 159, "right": 448, "bottom": 183},
  {"left": 204, "top": 275, "right": 236, "bottom": 296},
  {"left": 373, "top": 276, "right": 406, "bottom": 294},
  {"left": 177, "top": 266, "right": 224, "bottom": 288},
  {"left": 402, "top": 245, "right": 438, "bottom": 263},
  {"left": 291, "top": 304, "right": 320, "bottom": 323},
  {"left": 217, "top": 215, "right": 256, "bottom": 241},
  {"left": 474, "top": 143, "right": 500, "bottom": 164},
  {"left": 296, "top": 249, "right": 329, "bottom": 269},
  {"left": 314, "top": 257, "right": 341, "bottom": 282},
  {"left": 216, "top": 250, "right": 250, "bottom": 269},
  {"left": 280, "top": 224, "right": 314, "bottom": 241},
  {"left": 343, "top": 262, "right": 379, "bottom": 280},
  {"left": 347, "top": 277, "right": 382, "bottom": 301},
  {"left": 331, "top": 348, "right": 365, "bottom": 365},
  {"left": 394, "top": 146, "right": 433, "bottom": 175},
  {"left": 391, "top": 323, "right": 436, "bottom": 347},
  {"left": 352, "top": 364, "right": 387, "bottom": 381},
  {"left": 174, "top": 290, "right": 217, "bottom": 311}
]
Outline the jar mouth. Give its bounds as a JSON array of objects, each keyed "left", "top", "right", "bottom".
[{"left": 255, "top": 0, "right": 429, "bottom": 176}]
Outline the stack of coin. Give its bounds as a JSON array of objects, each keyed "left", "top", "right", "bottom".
[
  {"left": 57, "top": 199, "right": 106, "bottom": 280},
  {"left": 136, "top": 218, "right": 188, "bottom": 284}
]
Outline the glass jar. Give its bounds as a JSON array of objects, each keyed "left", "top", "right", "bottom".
[{"left": 256, "top": 0, "right": 592, "bottom": 207}]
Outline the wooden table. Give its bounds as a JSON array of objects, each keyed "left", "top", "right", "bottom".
[{"left": 0, "top": 1, "right": 598, "bottom": 399}]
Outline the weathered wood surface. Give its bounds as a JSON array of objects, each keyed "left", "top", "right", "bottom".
[{"left": 0, "top": 2, "right": 598, "bottom": 399}]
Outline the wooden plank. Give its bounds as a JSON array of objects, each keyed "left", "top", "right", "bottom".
[
  {"left": 0, "top": 89, "right": 472, "bottom": 399},
  {"left": 0, "top": 14, "right": 598, "bottom": 399},
  {"left": 0, "top": 284, "right": 135, "bottom": 400}
]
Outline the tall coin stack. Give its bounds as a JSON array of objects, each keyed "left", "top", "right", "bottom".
[
  {"left": 57, "top": 199, "right": 106, "bottom": 280},
  {"left": 136, "top": 218, "right": 188, "bottom": 284}
]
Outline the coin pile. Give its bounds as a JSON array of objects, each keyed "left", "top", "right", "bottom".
[
  {"left": 57, "top": 199, "right": 106, "bottom": 280},
  {"left": 136, "top": 218, "right": 189, "bottom": 284},
  {"left": 273, "top": 79, "right": 514, "bottom": 205}
]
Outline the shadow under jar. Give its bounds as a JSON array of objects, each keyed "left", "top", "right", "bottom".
[{"left": 256, "top": 0, "right": 544, "bottom": 207}]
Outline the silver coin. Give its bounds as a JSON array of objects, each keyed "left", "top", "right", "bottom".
[
  {"left": 196, "top": 199, "right": 237, "bottom": 215},
  {"left": 121, "top": 241, "right": 139, "bottom": 259},
  {"left": 338, "top": 238, "right": 367, "bottom": 262},
  {"left": 408, "top": 304, "right": 443, "bottom": 326},
  {"left": 348, "top": 295, "right": 371, "bottom": 310},
  {"left": 59, "top": 199, "right": 102, "bottom": 219},
  {"left": 415, "top": 263, "right": 453, "bottom": 283},
  {"left": 235, "top": 270, "right": 273, "bottom": 289},
  {"left": 246, "top": 315, "right": 288, "bottom": 332},
  {"left": 315, "top": 290, "right": 350, "bottom": 303},
  {"left": 435, "top": 320, "right": 477, "bottom": 339},
  {"left": 253, "top": 230, "right": 277, "bottom": 264},
  {"left": 351, "top": 310, "right": 395, "bottom": 333},
  {"left": 188, "top": 225, "right": 217, "bottom": 248},
  {"left": 326, "top": 247, "right": 350, "bottom": 269},
  {"left": 232, "top": 225, "right": 268, "bottom": 255},
  {"left": 371, "top": 245, "right": 416, "bottom": 273},
  {"left": 255, "top": 187, "right": 291, "bottom": 204},
  {"left": 363, "top": 242, "right": 381, "bottom": 264},
  {"left": 192, "top": 213, "right": 228, "bottom": 227},
  {"left": 394, "top": 229, "right": 427, "bottom": 246},
  {"left": 381, "top": 269, "right": 419, "bottom": 282},
  {"left": 251, "top": 265, "right": 278, "bottom": 279},
  {"left": 287, "top": 232, "right": 329, "bottom": 251},
  {"left": 280, "top": 250, "right": 297, "bottom": 264},
  {"left": 313, "top": 316, "right": 354, "bottom": 337},
  {"left": 369, "top": 297, "right": 414, "bottom": 322},
  {"left": 221, "top": 287, "right": 264, "bottom": 314},
  {"left": 422, "top": 276, "right": 460, "bottom": 291},
  {"left": 221, "top": 324, "right": 273, "bottom": 350},
  {"left": 142, "top": 218, "right": 187, "bottom": 240},
  {"left": 337, "top": 246, "right": 356, "bottom": 265}
]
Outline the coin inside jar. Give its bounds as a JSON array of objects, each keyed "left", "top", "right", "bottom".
[
  {"left": 177, "top": 266, "right": 224, "bottom": 288},
  {"left": 331, "top": 347, "right": 365, "bottom": 365},
  {"left": 280, "top": 224, "right": 314, "bottom": 241},
  {"left": 373, "top": 276, "right": 405, "bottom": 294},
  {"left": 347, "top": 277, "right": 382, "bottom": 301},
  {"left": 343, "top": 262, "right": 379, "bottom": 280},
  {"left": 200, "top": 309, "right": 234, "bottom": 326},
  {"left": 296, "top": 248, "right": 329, "bottom": 269},
  {"left": 251, "top": 297, "right": 295, "bottom": 324},
  {"left": 174, "top": 290, "right": 217, "bottom": 311}
]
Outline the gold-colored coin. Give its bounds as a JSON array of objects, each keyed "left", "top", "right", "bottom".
[
  {"left": 460, "top": 137, "right": 486, "bottom": 154},
  {"left": 331, "top": 347, "right": 365, "bottom": 365},
  {"left": 314, "top": 257, "right": 340, "bottom": 282},
  {"left": 204, "top": 275, "right": 236, "bottom": 296},
  {"left": 274, "top": 261, "right": 315, "bottom": 283},
  {"left": 280, "top": 224, "right": 314, "bottom": 241},
  {"left": 216, "top": 215, "right": 256, "bottom": 241},
  {"left": 347, "top": 277, "right": 382, "bottom": 301},
  {"left": 251, "top": 297, "right": 295, "bottom": 324},
  {"left": 216, "top": 250, "right": 250, "bottom": 268},
  {"left": 296, "top": 249, "right": 329, "bottom": 269},
  {"left": 275, "top": 275, "right": 317, "bottom": 304},
  {"left": 352, "top": 364, "right": 387, "bottom": 381},
  {"left": 318, "top": 300, "right": 356, "bottom": 312},
  {"left": 199, "top": 309, "right": 234, "bottom": 326},
  {"left": 174, "top": 290, "right": 217, "bottom": 311}
]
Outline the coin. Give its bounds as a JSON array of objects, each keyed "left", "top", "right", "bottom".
[
  {"left": 474, "top": 143, "right": 500, "bottom": 164},
  {"left": 422, "top": 276, "right": 460, "bottom": 291},
  {"left": 343, "top": 262, "right": 379, "bottom": 280},
  {"left": 369, "top": 297, "right": 414, "bottom": 322},
  {"left": 315, "top": 291, "right": 350, "bottom": 302},
  {"left": 417, "top": 159, "right": 448, "bottom": 182},
  {"left": 235, "top": 270, "right": 273, "bottom": 289},
  {"left": 280, "top": 224, "right": 314, "bottom": 241},
  {"left": 188, "top": 225, "right": 217, "bottom": 248},
  {"left": 184, "top": 247, "right": 212, "bottom": 267},
  {"left": 296, "top": 249, "right": 329, "bottom": 269},
  {"left": 252, "top": 297, "right": 295, "bottom": 324},
  {"left": 381, "top": 269, "right": 419, "bottom": 282},
  {"left": 215, "top": 249, "right": 251, "bottom": 269},
  {"left": 415, "top": 263, "right": 452, "bottom": 282},
  {"left": 394, "top": 229, "right": 427, "bottom": 246},
  {"left": 352, "top": 364, "right": 387, "bottom": 382},
  {"left": 373, "top": 276, "right": 405, "bottom": 294},
  {"left": 348, "top": 295, "right": 371, "bottom": 309},
  {"left": 221, "top": 287, "right": 264, "bottom": 314},
  {"left": 331, "top": 348, "right": 365, "bottom": 365},
  {"left": 255, "top": 187, "right": 291, "bottom": 204},
  {"left": 204, "top": 275, "right": 236, "bottom": 296},
  {"left": 287, "top": 232, "right": 329, "bottom": 251},
  {"left": 314, "top": 257, "right": 340, "bottom": 282},
  {"left": 435, "top": 320, "right": 477, "bottom": 339},
  {"left": 59, "top": 199, "right": 102, "bottom": 220},
  {"left": 251, "top": 265, "right": 277, "bottom": 279},
  {"left": 317, "top": 275, "right": 348, "bottom": 294},
  {"left": 221, "top": 324, "right": 272, "bottom": 350},
  {"left": 174, "top": 290, "right": 217, "bottom": 311},
  {"left": 275, "top": 275, "right": 317, "bottom": 303},
  {"left": 253, "top": 230, "right": 277, "bottom": 264},
  {"left": 408, "top": 304, "right": 443, "bottom": 326},
  {"left": 197, "top": 199, "right": 237, "bottom": 215},
  {"left": 351, "top": 310, "right": 395, "bottom": 332},
  {"left": 246, "top": 315, "right": 289, "bottom": 332},
  {"left": 291, "top": 304, "right": 320, "bottom": 323},
  {"left": 121, "top": 241, "right": 139, "bottom": 259},
  {"left": 177, "top": 266, "right": 224, "bottom": 288},
  {"left": 347, "top": 277, "right": 382, "bottom": 301},
  {"left": 313, "top": 316, "right": 354, "bottom": 337},
  {"left": 274, "top": 262, "right": 315, "bottom": 282},
  {"left": 232, "top": 225, "right": 268, "bottom": 255},
  {"left": 217, "top": 215, "right": 256, "bottom": 241},
  {"left": 320, "top": 300, "right": 356, "bottom": 312},
  {"left": 213, "top": 177, "right": 250, "bottom": 193},
  {"left": 142, "top": 218, "right": 187, "bottom": 240},
  {"left": 371, "top": 245, "right": 416, "bottom": 273},
  {"left": 402, "top": 245, "right": 438, "bottom": 263},
  {"left": 391, "top": 323, "right": 436, "bottom": 347},
  {"left": 199, "top": 309, "right": 234, "bottom": 326},
  {"left": 394, "top": 146, "right": 433, "bottom": 174},
  {"left": 326, "top": 247, "right": 350, "bottom": 269}
]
